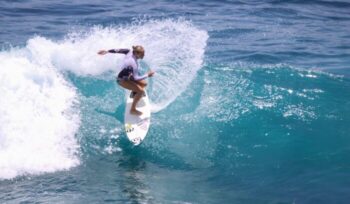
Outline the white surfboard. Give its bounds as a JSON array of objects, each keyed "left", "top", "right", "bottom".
[{"left": 124, "top": 91, "right": 151, "bottom": 145}]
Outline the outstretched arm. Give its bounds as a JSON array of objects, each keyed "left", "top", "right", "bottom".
[{"left": 98, "top": 48, "right": 130, "bottom": 55}]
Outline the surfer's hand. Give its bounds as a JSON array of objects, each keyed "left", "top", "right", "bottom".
[
  {"left": 148, "top": 70, "right": 155, "bottom": 77},
  {"left": 98, "top": 50, "right": 108, "bottom": 55}
]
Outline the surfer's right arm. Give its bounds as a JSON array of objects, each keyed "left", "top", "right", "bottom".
[{"left": 97, "top": 49, "right": 130, "bottom": 55}]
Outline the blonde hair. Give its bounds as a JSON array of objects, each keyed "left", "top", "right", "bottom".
[{"left": 132, "top": 45, "right": 145, "bottom": 54}]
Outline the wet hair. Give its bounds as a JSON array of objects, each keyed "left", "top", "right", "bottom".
[{"left": 132, "top": 45, "right": 145, "bottom": 54}]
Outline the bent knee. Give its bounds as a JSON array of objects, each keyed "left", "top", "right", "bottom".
[
  {"left": 142, "top": 82, "right": 147, "bottom": 87},
  {"left": 135, "top": 86, "right": 144, "bottom": 93},
  {"left": 137, "top": 81, "right": 147, "bottom": 87}
]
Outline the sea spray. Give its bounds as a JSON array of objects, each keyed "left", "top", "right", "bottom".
[{"left": 26, "top": 19, "right": 208, "bottom": 112}]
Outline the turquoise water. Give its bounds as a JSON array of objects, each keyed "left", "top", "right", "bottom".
[{"left": 1, "top": 0, "right": 350, "bottom": 203}]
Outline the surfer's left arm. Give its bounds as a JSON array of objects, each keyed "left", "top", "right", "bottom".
[
  {"left": 130, "top": 63, "right": 148, "bottom": 81},
  {"left": 127, "top": 60, "right": 155, "bottom": 80},
  {"left": 98, "top": 48, "right": 130, "bottom": 55},
  {"left": 131, "top": 69, "right": 155, "bottom": 81}
]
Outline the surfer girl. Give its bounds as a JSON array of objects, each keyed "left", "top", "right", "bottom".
[{"left": 98, "top": 45, "right": 155, "bottom": 115}]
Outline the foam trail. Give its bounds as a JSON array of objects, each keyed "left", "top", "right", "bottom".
[
  {"left": 26, "top": 19, "right": 208, "bottom": 112},
  {"left": 0, "top": 50, "right": 80, "bottom": 180}
]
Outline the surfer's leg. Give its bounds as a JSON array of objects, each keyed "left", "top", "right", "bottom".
[
  {"left": 118, "top": 80, "right": 142, "bottom": 92},
  {"left": 118, "top": 80, "right": 144, "bottom": 115},
  {"left": 131, "top": 91, "right": 144, "bottom": 115}
]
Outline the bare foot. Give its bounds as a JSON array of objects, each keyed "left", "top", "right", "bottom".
[{"left": 130, "top": 109, "right": 142, "bottom": 116}]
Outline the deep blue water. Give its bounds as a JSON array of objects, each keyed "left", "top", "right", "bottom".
[{"left": 1, "top": 0, "right": 350, "bottom": 203}]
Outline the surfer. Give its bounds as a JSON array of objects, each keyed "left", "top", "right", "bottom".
[{"left": 98, "top": 45, "right": 155, "bottom": 115}]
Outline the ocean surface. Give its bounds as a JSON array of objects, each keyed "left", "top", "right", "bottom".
[{"left": 1, "top": 0, "right": 350, "bottom": 203}]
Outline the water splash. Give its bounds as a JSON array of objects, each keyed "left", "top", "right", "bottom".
[
  {"left": 25, "top": 19, "right": 208, "bottom": 112},
  {"left": 0, "top": 50, "right": 80, "bottom": 180}
]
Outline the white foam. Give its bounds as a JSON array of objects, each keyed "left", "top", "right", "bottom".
[
  {"left": 0, "top": 49, "right": 80, "bottom": 180},
  {"left": 283, "top": 105, "right": 316, "bottom": 121}
]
